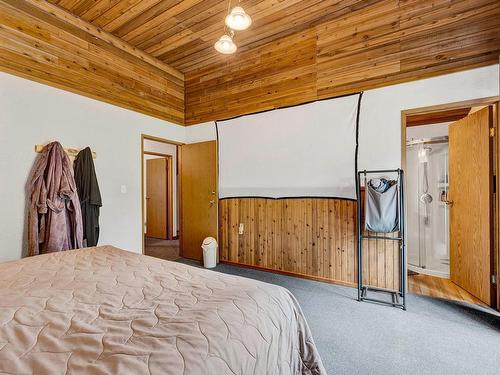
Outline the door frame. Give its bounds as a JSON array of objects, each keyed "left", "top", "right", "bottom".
[
  {"left": 400, "top": 96, "right": 499, "bottom": 309},
  {"left": 141, "top": 134, "right": 184, "bottom": 254}
]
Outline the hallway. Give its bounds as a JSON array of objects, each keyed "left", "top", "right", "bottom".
[{"left": 144, "top": 237, "right": 180, "bottom": 261}]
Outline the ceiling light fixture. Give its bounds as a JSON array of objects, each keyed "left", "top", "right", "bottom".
[
  {"left": 214, "top": 32, "right": 237, "bottom": 54},
  {"left": 225, "top": 6, "right": 252, "bottom": 31},
  {"left": 215, "top": 1, "right": 252, "bottom": 54}
]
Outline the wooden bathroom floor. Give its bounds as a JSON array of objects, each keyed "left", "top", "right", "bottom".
[{"left": 408, "top": 273, "right": 487, "bottom": 306}]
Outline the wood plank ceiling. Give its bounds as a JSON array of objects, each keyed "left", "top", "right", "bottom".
[
  {"left": 2, "top": 0, "right": 500, "bottom": 125},
  {"left": 0, "top": 0, "right": 185, "bottom": 124},
  {"left": 49, "top": 0, "right": 359, "bottom": 73}
]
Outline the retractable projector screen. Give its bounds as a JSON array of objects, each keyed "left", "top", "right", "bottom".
[{"left": 217, "top": 93, "right": 361, "bottom": 199}]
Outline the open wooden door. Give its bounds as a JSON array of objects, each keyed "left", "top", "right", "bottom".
[
  {"left": 449, "top": 106, "right": 494, "bottom": 306},
  {"left": 180, "top": 141, "right": 217, "bottom": 260},
  {"left": 146, "top": 158, "right": 168, "bottom": 239}
]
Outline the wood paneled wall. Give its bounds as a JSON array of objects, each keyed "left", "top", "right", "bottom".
[
  {"left": 0, "top": 0, "right": 184, "bottom": 124},
  {"left": 219, "top": 198, "right": 400, "bottom": 290},
  {"left": 186, "top": 0, "right": 500, "bottom": 124}
]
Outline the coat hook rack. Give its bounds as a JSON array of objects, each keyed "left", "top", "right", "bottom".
[{"left": 34, "top": 144, "right": 97, "bottom": 159}]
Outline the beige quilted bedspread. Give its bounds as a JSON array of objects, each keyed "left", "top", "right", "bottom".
[{"left": 0, "top": 246, "right": 325, "bottom": 374}]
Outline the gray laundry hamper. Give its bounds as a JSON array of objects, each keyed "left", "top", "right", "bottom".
[{"left": 356, "top": 169, "right": 407, "bottom": 310}]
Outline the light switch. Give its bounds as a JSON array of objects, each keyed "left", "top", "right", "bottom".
[
  {"left": 238, "top": 223, "right": 244, "bottom": 235},
  {"left": 120, "top": 185, "right": 127, "bottom": 194}
]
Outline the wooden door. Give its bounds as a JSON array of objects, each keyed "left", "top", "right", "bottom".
[
  {"left": 146, "top": 158, "right": 168, "bottom": 239},
  {"left": 180, "top": 141, "right": 217, "bottom": 260},
  {"left": 449, "top": 106, "right": 493, "bottom": 305}
]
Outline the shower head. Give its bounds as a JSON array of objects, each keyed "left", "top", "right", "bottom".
[{"left": 418, "top": 146, "right": 432, "bottom": 163}]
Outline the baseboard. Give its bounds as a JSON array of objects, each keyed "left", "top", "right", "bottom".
[{"left": 219, "top": 260, "right": 356, "bottom": 288}]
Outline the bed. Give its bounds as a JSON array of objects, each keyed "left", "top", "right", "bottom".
[{"left": 0, "top": 246, "right": 325, "bottom": 374}]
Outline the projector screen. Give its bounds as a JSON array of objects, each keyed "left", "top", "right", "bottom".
[{"left": 217, "top": 93, "right": 361, "bottom": 199}]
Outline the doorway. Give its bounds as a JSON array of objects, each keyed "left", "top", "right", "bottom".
[
  {"left": 141, "top": 135, "right": 181, "bottom": 261},
  {"left": 141, "top": 136, "right": 218, "bottom": 263},
  {"left": 402, "top": 97, "right": 499, "bottom": 310}
]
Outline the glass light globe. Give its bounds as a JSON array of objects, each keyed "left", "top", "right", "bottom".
[
  {"left": 214, "top": 34, "right": 237, "bottom": 54},
  {"left": 225, "top": 6, "right": 252, "bottom": 31}
]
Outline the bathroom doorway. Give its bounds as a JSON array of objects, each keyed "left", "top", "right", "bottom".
[
  {"left": 406, "top": 134, "right": 449, "bottom": 279},
  {"left": 402, "top": 97, "right": 499, "bottom": 310}
]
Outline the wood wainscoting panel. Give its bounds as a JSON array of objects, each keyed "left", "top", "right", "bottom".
[
  {"left": 361, "top": 231, "right": 400, "bottom": 291},
  {"left": 220, "top": 197, "right": 400, "bottom": 289}
]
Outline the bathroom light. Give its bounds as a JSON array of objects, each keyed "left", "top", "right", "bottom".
[
  {"left": 214, "top": 34, "right": 237, "bottom": 54},
  {"left": 225, "top": 6, "right": 252, "bottom": 31}
]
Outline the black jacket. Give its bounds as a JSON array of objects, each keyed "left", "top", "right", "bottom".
[{"left": 74, "top": 147, "right": 102, "bottom": 247}]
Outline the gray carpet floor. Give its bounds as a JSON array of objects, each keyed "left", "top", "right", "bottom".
[{"left": 178, "top": 259, "right": 500, "bottom": 375}]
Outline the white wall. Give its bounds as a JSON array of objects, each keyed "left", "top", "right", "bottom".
[
  {"left": 143, "top": 139, "right": 178, "bottom": 235},
  {"left": 186, "top": 65, "right": 499, "bottom": 170},
  {"left": 358, "top": 65, "right": 498, "bottom": 170},
  {"left": 185, "top": 121, "right": 217, "bottom": 143},
  {"left": 0, "top": 72, "right": 186, "bottom": 262}
]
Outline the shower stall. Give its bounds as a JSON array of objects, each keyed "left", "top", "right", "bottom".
[{"left": 406, "top": 136, "right": 450, "bottom": 278}]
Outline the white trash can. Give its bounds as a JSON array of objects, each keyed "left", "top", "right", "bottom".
[{"left": 201, "top": 237, "right": 218, "bottom": 268}]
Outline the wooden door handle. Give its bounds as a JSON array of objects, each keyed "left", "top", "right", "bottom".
[{"left": 444, "top": 200, "right": 453, "bottom": 206}]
